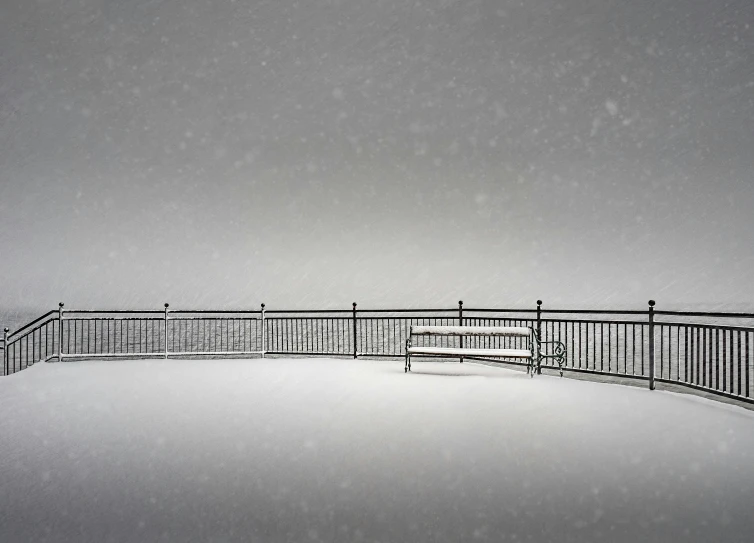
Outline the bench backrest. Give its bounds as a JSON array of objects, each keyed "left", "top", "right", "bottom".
[{"left": 410, "top": 325, "right": 530, "bottom": 337}]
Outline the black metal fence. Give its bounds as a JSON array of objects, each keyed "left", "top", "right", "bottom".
[{"left": 3, "top": 301, "right": 753, "bottom": 406}]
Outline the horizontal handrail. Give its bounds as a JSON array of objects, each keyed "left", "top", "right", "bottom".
[
  {"left": 654, "top": 321, "right": 754, "bottom": 333},
  {"left": 65, "top": 310, "right": 165, "bottom": 314},
  {"left": 7, "top": 311, "right": 56, "bottom": 339},
  {"left": 655, "top": 310, "right": 754, "bottom": 318},
  {"left": 63, "top": 317, "right": 165, "bottom": 322},
  {"left": 534, "top": 309, "right": 649, "bottom": 315},
  {"left": 342, "top": 308, "right": 459, "bottom": 314},
  {"left": 7, "top": 321, "right": 55, "bottom": 345},
  {"left": 170, "top": 310, "right": 263, "bottom": 315},
  {"left": 50, "top": 307, "right": 754, "bottom": 319},
  {"left": 538, "top": 317, "right": 651, "bottom": 326}
]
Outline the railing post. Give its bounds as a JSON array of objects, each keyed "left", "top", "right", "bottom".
[
  {"left": 3, "top": 327, "right": 8, "bottom": 376},
  {"left": 648, "top": 300, "right": 656, "bottom": 390},
  {"left": 58, "top": 302, "right": 64, "bottom": 362},
  {"left": 352, "top": 302, "right": 358, "bottom": 359},
  {"left": 260, "top": 303, "right": 266, "bottom": 358},
  {"left": 164, "top": 303, "right": 169, "bottom": 359},
  {"left": 536, "top": 299, "right": 543, "bottom": 374},
  {"left": 458, "top": 300, "right": 464, "bottom": 363}
]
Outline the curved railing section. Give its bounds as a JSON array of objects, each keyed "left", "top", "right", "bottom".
[
  {"left": 2, "top": 301, "right": 753, "bottom": 406},
  {"left": 3, "top": 310, "right": 58, "bottom": 376}
]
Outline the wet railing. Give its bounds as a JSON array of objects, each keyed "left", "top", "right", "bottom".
[{"left": 2, "top": 301, "right": 753, "bottom": 406}]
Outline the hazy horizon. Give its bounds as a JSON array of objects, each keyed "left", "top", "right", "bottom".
[{"left": 2, "top": 0, "right": 752, "bottom": 314}]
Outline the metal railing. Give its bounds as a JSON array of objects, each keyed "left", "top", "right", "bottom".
[{"left": 2, "top": 301, "right": 753, "bottom": 406}]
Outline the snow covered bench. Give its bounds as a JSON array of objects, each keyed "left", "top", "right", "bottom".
[{"left": 404, "top": 325, "right": 565, "bottom": 376}]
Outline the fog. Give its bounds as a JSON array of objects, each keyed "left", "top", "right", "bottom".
[{"left": 1, "top": 0, "right": 753, "bottom": 314}]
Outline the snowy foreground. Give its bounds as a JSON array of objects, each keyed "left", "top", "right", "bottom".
[{"left": 1, "top": 359, "right": 754, "bottom": 543}]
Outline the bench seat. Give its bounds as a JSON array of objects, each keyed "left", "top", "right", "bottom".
[
  {"left": 407, "top": 346, "right": 532, "bottom": 358},
  {"left": 410, "top": 325, "right": 530, "bottom": 337},
  {"left": 405, "top": 324, "right": 566, "bottom": 376}
]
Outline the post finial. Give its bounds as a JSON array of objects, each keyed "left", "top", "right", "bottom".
[
  {"left": 458, "top": 300, "right": 463, "bottom": 306},
  {"left": 3, "top": 327, "right": 8, "bottom": 333},
  {"left": 164, "top": 303, "right": 169, "bottom": 308},
  {"left": 648, "top": 300, "right": 655, "bottom": 307},
  {"left": 352, "top": 302, "right": 357, "bottom": 308},
  {"left": 261, "top": 303, "right": 265, "bottom": 309},
  {"left": 59, "top": 302, "right": 64, "bottom": 308},
  {"left": 537, "top": 300, "right": 542, "bottom": 306}
]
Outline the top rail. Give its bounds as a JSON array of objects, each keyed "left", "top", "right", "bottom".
[
  {"left": 7, "top": 311, "right": 56, "bottom": 340},
  {"left": 411, "top": 325, "right": 531, "bottom": 336},
  {"left": 170, "top": 310, "right": 262, "bottom": 315},
  {"left": 654, "top": 310, "right": 754, "bottom": 318},
  {"left": 12, "top": 306, "right": 754, "bottom": 321},
  {"left": 65, "top": 310, "right": 165, "bottom": 315}
]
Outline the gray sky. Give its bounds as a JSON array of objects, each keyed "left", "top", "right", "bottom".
[{"left": 1, "top": 0, "right": 753, "bottom": 312}]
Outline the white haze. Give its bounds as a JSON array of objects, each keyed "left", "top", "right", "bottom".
[{"left": 1, "top": 0, "right": 753, "bottom": 313}]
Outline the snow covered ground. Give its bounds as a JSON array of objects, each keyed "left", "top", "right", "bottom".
[{"left": 1, "top": 358, "right": 753, "bottom": 543}]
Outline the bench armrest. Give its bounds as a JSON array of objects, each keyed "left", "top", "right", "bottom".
[
  {"left": 532, "top": 330, "right": 566, "bottom": 364},
  {"left": 536, "top": 340, "right": 566, "bottom": 359}
]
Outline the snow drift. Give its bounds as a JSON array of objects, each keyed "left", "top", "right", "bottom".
[{"left": 1, "top": 358, "right": 753, "bottom": 542}]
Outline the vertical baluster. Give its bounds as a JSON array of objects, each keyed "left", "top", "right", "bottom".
[
  {"left": 699, "top": 327, "right": 704, "bottom": 387},
  {"left": 705, "top": 328, "right": 714, "bottom": 388},
  {"left": 737, "top": 330, "right": 742, "bottom": 396},
  {"left": 690, "top": 326, "right": 695, "bottom": 384},
  {"left": 58, "top": 302, "right": 64, "bottom": 362},
  {"left": 702, "top": 328, "right": 712, "bottom": 388},
  {"left": 708, "top": 329, "right": 714, "bottom": 388},
  {"left": 639, "top": 323, "right": 644, "bottom": 377},
  {"left": 648, "top": 300, "right": 655, "bottom": 390},
  {"left": 72, "top": 319, "right": 77, "bottom": 355},
  {"left": 720, "top": 329, "right": 724, "bottom": 392},
  {"left": 683, "top": 326, "right": 688, "bottom": 383},
  {"left": 695, "top": 327, "right": 700, "bottom": 385},
  {"left": 675, "top": 326, "right": 680, "bottom": 381},
  {"left": 584, "top": 319, "right": 590, "bottom": 372},
  {"left": 163, "top": 304, "right": 169, "bottom": 359},
  {"left": 632, "top": 324, "right": 636, "bottom": 376},
  {"left": 607, "top": 322, "right": 611, "bottom": 373},
  {"left": 3, "top": 328, "right": 8, "bottom": 375},
  {"left": 352, "top": 303, "right": 358, "bottom": 359},
  {"left": 746, "top": 332, "right": 750, "bottom": 399},
  {"left": 659, "top": 324, "right": 665, "bottom": 379}
]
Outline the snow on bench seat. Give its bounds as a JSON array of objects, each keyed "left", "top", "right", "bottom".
[
  {"left": 410, "top": 325, "right": 530, "bottom": 337},
  {"left": 406, "top": 346, "right": 532, "bottom": 358}
]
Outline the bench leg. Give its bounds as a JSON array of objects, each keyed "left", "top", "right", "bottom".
[{"left": 405, "top": 353, "right": 410, "bottom": 372}]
